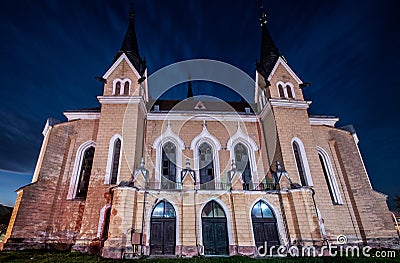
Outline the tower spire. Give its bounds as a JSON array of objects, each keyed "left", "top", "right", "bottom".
[
  {"left": 187, "top": 75, "right": 194, "bottom": 99},
  {"left": 114, "top": 2, "right": 146, "bottom": 76},
  {"left": 257, "top": 1, "right": 280, "bottom": 79}
]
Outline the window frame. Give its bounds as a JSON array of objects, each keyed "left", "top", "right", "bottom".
[
  {"left": 104, "top": 134, "right": 123, "bottom": 185},
  {"left": 291, "top": 137, "right": 313, "bottom": 186},
  {"left": 67, "top": 140, "right": 96, "bottom": 200}
]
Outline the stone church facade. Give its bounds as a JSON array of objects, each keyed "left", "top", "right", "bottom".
[{"left": 2, "top": 6, "right": 397, "bottom": 258}]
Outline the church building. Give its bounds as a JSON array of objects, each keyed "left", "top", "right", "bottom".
[{"left": 2, "top": 4, "right": 397, "bottom": 258}]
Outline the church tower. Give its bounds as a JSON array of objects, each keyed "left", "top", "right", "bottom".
[{"left": 73, "top": 6, "right": 149, "bottom": 252}]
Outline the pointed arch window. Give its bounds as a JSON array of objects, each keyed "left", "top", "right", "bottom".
[
  {"left": 286, "top": 85, "right": 293, "bottom": 98},
  {"left": 115, "top": 81, "right": 121, "bottom": 95},
  {"left": 318, "top": 148, "right": 343, "bottom": 204},
  {"left": 293, "top": 141, "right": 308, "bottom": 186},
  {"left": 123, "top": 82, "right": 130, "bottom": 95},
  {"left": 161, "top": 142, "right": 177, "bottom": 189},
  {"left": 76, "top": 146, "right": 95, "bottom": 198},
  {"left": 199, "top": 142, "right": 214, "bottom": 189},
  {"left": 234, "top": 143, "right": 252, "bottom": 190},
  {"left": 110, "top": 138, "right": 122, "bottom": 184},
  {"left": 278, "top": 84, "right": 285, "bottom": 98}
]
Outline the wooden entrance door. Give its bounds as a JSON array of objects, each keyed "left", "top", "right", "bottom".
[
  {"left": 201, "top": 201, "right": 229, "bottom": 255},
  {"left": 150, "top": 219, "right": 175, "bottom": 255},
  {"left": 251, "top": 201, "right": 280, "bottom": 252},
  {"left": 150, "top": 201, "right": 176, "bottom": 255}
]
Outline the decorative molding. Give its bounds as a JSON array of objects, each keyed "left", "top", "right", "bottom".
[
  {"left": 102, "top": 53, "right": 141, "bottom": 80},
  {"left": 97, "top": 96, "right": 147, "bottom": 115},
  {"left": 42, "top": 119, "right": 53, "bottom": 137},
  {"left": 269, "top": 98, "right": 311, "bottom": 109},
  {"left": 194, "top": 101, "right": 206, "bottom": 110},
  {"left": 63, "top": 112, "right": 100, "bottom": 121},
  {"left": 267, "top": 57, "right": 303, "bottom": 84},
  {"left": 152, "top": 123, "right": 185, "bottom": 183},
  {"left": 309, "top": 117, "right": 339, "bottom": 127},
  {"left": 147, "top": 112, "right": 257, "bottom": 122},
  {"left": 104, "top": 134, "right": 123, "bottom": 185},
  {"left": 351, "top": 133, "right": 373, "bottom": 189},
  {"left": 190, "top": 122, "right": 222, "bottom": 185},
  {"left": 276, "top": 81, "right": 295, "bottom": 99},
  {"left": 67, "top": 140, "right": 96, "bottom": 200},
  {"left": 112, "top": 78, "right": 132, "bottom": 95},
  {"left": 291, "top": 137, "right": 313, "bottom": 186},
  {"left": 317, "top": 146, "right": 343, "bottom": 204},
  {"left": 226, "top": 124, "right": 259, "bottom": 185}
]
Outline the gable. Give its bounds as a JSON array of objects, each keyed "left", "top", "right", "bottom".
[
  {"left": 103, "top": 53, "right": 141, "bottom": 80},
  {"left": 267, "top": 57, "right": 303, "bottom": 84}
]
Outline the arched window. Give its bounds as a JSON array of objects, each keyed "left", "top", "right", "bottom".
[
  {"left": 278, "top": 84, "right": 285, "bottom": 98},
  {"left": 115, "top": 81, "right": 121, "bottom": 95},
  {"left": 152, "top": 201, "right": 176, "bottom": 218},
  {"left": 161, "top": 142, "right": 177, "bottom": 189},
  {"left": 201, "top": 201, "right": 228, "bottom": 255},
  {"left": 293, "top": 141, "right": 308, "bottom": 186},
  {"left": 286, "top": 85, "right": 293, "bottom": 98},
  {"left": 123, "top": 82, "right": 129, "bottom": 95},
  {"left": 318, "top": 148, "right": 343, "bottom": 204},
  {"left": 150, "top": 201, "right": 176, "bottom": 255},
  {"left": 251, "top": 201, "right": 279, "bottom": 251},
  {"left": 199, "top": 142, "right": 214, "bottom": 189},
  {"left": 110, "top": 138, "right": 121, "bottom": 184},
  {"left": 76, "top": 146, "right": 95, "bottom": 198},
  {"left": 234, "top": 143, "right": 252, "bottom": 190}
]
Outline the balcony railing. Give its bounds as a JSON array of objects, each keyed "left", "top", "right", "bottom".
[
  {"left": 144, "top": 180, "right": 276, "bottom": 191},
  {"left": 145, "top": 181, "right": 182, "bottom": 190}
]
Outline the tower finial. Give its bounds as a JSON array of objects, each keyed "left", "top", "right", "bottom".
[
  {"left": 129, "top": 1, "right": 135, "bottom": 21},
  {"left": 259, "top": 0, "right": 267, "bottom": 26}
]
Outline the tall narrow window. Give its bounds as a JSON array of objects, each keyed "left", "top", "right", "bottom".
[
  {"left": 293, "top": 142, "right": 307, "bottom": 186},
  {"left": 234, "top": 143, "right": 252, "bottom": 190},
  {"left": 161, "top": 142, "right": 176, "bottom": 189},
  {"left": 318, "top": 150, "right": 343, "bottom": 204},
  {"left": 199, "top": 142, "right": 214, "bottom": 189},
  {"left": 286, "top": 85, "right": 293, "bottom": 98},
  {"left": 115, "top": 81, "right": 121, "bottom": 95},
  {"left": 76, "top": 146, "right": 95, "bottom": 198},
  {"left": 278, "top": 84, "right": 285, "bottom": 98},
  {"left": 123, "top": 82, "right": 129, "bottom": 95},
  {"left": 110, "top": 138, "right": 121, "bottom": 184}
]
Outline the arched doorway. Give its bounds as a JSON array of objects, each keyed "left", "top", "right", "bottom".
[
  {"left": 150, "top": 201, "right": 176, "bottom": 255},
  {"left": 251, "top": 200, "right": 280, "bottom": 252},
  {"left": 201, "top": 201, "right": 229, "bottom": 255}
]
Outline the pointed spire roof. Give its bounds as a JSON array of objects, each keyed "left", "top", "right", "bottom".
[
  {"left": 257, "top": 2, "right": 280, "bottom": 79},
  {"left": 114, "top": 4, "right": 146, "bottom": 76},
  {"left": 187, "top": 76, "right": 194, "bottom": 99}
]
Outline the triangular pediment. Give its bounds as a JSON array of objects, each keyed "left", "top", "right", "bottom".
[
  {"left": 102, "top": 53, "right": 141, "bottom": 80},
  {"left": 194, "top": 101, "right": 206, "bottom": 110},
  {"left": 267, "top": 57, "right": 303, "bottom": 84}
]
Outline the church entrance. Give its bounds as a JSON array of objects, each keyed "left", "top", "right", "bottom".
[
  {"left": 150, "top": 201, "right": 176, "bottom": 255},
  {"left": 251, "top": 201, "right": 280, "bottom": 252},
  {"left": 201, "top": 201, "right": 229, "bottom": 255}
]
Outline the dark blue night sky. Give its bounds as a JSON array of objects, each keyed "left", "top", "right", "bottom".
[{"left": 0, "top": 1, "right": 399, "bottom": 209}]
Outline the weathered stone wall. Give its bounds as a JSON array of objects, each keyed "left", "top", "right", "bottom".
[{"left": 3, "top": 119, "right": 99, "bottom": 250}]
